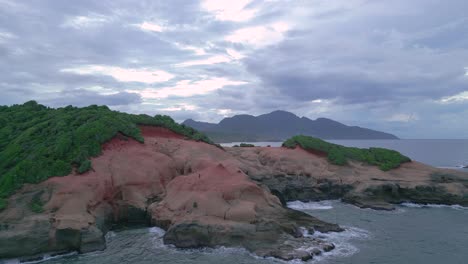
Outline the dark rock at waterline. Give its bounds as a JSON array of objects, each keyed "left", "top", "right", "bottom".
[
  {"left": 229, "top": 146, "right": 468, "bottom": 210},
  {"left": 0, "top": 216, "right": 51, "bottom": 258},
  {"left": 342, "top": 195, "right": 396, "bottom": 211},
  {"left": 163, "top": 220, "right": 338, "bottom": 261},
  {"left": 79, "top": 226, "right": 106, "bottom": 253}
]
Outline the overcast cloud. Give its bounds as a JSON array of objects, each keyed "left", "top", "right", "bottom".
[{"left": 1, "top": 0, "right": 467, "bottom": 138}]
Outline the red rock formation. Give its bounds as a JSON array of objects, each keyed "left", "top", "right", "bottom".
[
  {"left": 0, "top": 127, "right": 338, "bottom": 261},
  {"left": 1, "top": 126, "right": 467, "bottom": 261}
]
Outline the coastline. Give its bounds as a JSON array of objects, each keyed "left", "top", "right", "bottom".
[{"left": 1, "top": 133, "right": 468, "bottom": 261}]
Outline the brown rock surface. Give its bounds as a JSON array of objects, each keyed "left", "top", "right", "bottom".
[
  {"left": 228, "top": 146, "right": 468, "bottom": 209},
  {"left": 1, "top": 127, "right": 467, "bottom": 260},
  {"left": 0, "top": 127, "right": 338, "bottom": 260}
]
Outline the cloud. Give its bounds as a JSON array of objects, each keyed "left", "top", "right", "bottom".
[
  {"left": 225, "top": 22, "right": 290, "bottom": 48},
  {"left": 1, "top": 0, "right": 468, "bottom": 138},
  {"left": 174, "top": 43, "right": 206, "bottom": 55},
  {"left": 43, "top": 89, "right": 141, "bottom": 107},
  {"left": 62, "top": 14, "right": 110, "bottom": 29},
  {"left": 160, "top": 103, "right": 198, "bottom": 111},
  {"left": 0, "top": 31, "right": 15, "bottom": 43},
  {"left": 128, "top": 78, "right": 248, "bottom": 99},
  {"left": 201, "top": 0, "right": 257, "bottom": 22},
  {"left": 385, "top": 113, "right": 419, "bottom": 123},
  {"left": 61, "top": 65, "right": 175, "bottom": 84},
  {"left": 226, "top": 48, "right": 245, "bottom": 60},
  {"left": 175, "top": 55, "right": 232, "bottom": 67},
  {"left": 137, "top": 22, "right": 165, "bottom": 33},
  {"left": 439, "top": 91, "right": 468, "bottom": 104}
]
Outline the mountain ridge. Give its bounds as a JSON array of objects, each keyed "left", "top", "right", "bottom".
[{"left": 183, "top": 110, "right": 398, "bottom": 142}]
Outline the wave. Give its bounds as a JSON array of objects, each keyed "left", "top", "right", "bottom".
[
  {"left": 400, "top": 202, "right": 468, "bottom": 210},
  {"left": 287, "top": 200, "right": 335, "bottom": 210},
  {"left": 146, "top": 223, "right": 371, "bottom": 263},
  {"left": 146, "top": 227, "right": 252, "bottom": 257},
  {"left": 2, "top": 251, "right": 78, "bottom": 264},
  {"left": 307, "top": 226, "right": 371, "bottom": 262},
  {"left": 437, "top": 166, "right": 468, "bottom": 171}
]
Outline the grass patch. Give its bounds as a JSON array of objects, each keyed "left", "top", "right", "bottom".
[
  {"left": 29, "top": 199, "right": 44, "bottom": 213},
  {"left": 77, "top": 159, "right": 92, "bottom": 174},
  {"left": 283, "top": 135, "right": 411, "bottom": 171},
  {"left": 0, "top": 198, "right": 6, "bottom": 211},
  {"left": 0, "top": 101, "right": 214, "bottom": 199}
]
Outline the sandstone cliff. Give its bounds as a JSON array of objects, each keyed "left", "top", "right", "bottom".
[
  {"left": 0, "top": 127, "right": 339, "bottom": 261},
  {"left": 1, "top": 127, "right": 467, "bottom": 261}
]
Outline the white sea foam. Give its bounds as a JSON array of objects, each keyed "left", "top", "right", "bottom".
[
  {"left": 400, "top": 202, "right": 468, "bottom": 210},
  {"left": 2, "top": 251, "right": 78, "bottom": 264},
  {"left": 286, "top": 200, "right": 372, "bottom": 262},
  {"left": 105, "top": 230, "right": 117, "bottom": 239},
  {"left": 148, "top": 226, "right": 166, "bottom": 236},
  {"left": 309, "top": 226, "right": 370, "bottom": 262},
  {"left": 287, "top": 200, "right": 335, "bottom": 210}
]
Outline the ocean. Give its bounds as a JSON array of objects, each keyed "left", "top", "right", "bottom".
[
  {"left": 14, "top": 140, "right": 468, "bottom": 264},
  {"left": 34, "top": 202, "right": 468, "bottom": 264}
]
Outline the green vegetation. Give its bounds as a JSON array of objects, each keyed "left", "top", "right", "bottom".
[
  {"left": 0, "top": 101, "right": 214, "bottom": 208},
  {"left": 78, "top": 160, "right": 92, "bottom": 174},
  {"left": 283, "top": 135, "right": 411, "bottom": 171},
  {"left": 29, "top": 199, "right": 44, "bottom": 213},
  {"left": 0, "top": 198, "right": 6, "bottom": 211},
  {"left": 233, "top": 143, "right": 256, "bottom": 147}
]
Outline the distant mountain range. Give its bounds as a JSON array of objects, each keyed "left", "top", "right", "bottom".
[{"left": 183, "top": 110, "right": 398, "bottom": 143}]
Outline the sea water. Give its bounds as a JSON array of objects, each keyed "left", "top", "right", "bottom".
[
  {"left": 34, "top": 201, "right": 468, "bottom": 264},
  {"left": 17, "top": 140, "right": 468, "bottom": 264}
]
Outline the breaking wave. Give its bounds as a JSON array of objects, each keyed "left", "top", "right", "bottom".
[
  {"left": 400, "top": 202, "right": 468, "bottom": 210},
  {"left": 287, "top": 200, "right": 335, "bottom": 210}
]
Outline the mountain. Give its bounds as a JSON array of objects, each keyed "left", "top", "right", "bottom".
[{"left": 182, "top": 110, "right": 398, "bottom": 142}]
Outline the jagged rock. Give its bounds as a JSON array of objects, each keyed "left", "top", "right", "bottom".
[
  {"left": 228, "top": 146, "right": 468, "bottom": 209},
  {"left": 80, "top": 226, "right": 106, "bottom": 253},
  {"left": 342, "top": 195, "right": 396, "bottom": 211},
  {"left": 1, "top": 126, "right": 467, "bottom": 261},
  {"left": 0, "top": 216, "right": 51, "bottom": 258}
]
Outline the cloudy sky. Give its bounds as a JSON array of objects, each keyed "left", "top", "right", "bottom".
[{"left": 1, "top": 0, "right": 468, "bottom": 138}]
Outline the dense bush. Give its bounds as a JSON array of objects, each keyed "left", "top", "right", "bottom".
[
  {"left": 232, "top": 143, "right": 256, "bottom": 147},
  {"left": 29, "top": 196, "right": 44, "bottom": 213},
  {"left": 283, "top": 135, "right": 411, "bottom": 171},
  {"left": 0, "top": 198, "right": 6, "bottom": 211},
  {"left": 0, "top": 101, "right": 214, "bottom": 205}
]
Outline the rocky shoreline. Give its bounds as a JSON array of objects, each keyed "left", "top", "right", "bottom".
[
  {"left": 228, "top": 147, "right": 468, "bottom": 211},
  {"left": 1, "top": 127, "right": 467, "bottom": 261}
]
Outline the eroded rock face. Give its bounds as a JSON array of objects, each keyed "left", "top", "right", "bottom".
[
  {"left": 1, "top": 127, "right": 467, "bottom": 260},
  {"left": 149, "top": 163, "right": 341, "bottom": 258},
  {"left": 227, "top": 147, "right": 468, "bottom": 209},
  {"left": 0, "top": 127, "right": 340, "bottom": 260}
]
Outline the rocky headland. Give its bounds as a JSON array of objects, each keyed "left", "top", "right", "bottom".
[{"left": 1, "top": 126, "right": 467, "bottom": 262}]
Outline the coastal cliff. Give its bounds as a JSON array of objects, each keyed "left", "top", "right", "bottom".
[
  {"left": 228, "top": 146, "right": 468, "bottom": 211},
  {"left": 0, "top": 126, "right": 341, "bottom": 261},
  {"left": 1, "top": 103, "right": 467, "bottom": 262}
]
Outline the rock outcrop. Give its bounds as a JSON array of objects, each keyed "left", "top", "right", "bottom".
[
  {"left": 0, "top": 127, "right": 340, "bottom": 261},
  {"left": 227, "top": 147, "right": 468, "bottom": 210},
  {"left": 1, "top": 127, "right": 467, "bottom": 261}
]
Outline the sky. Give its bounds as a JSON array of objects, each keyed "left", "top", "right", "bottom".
[{"left": 1, "top": 0, "right": 468, "bottom": 139}]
